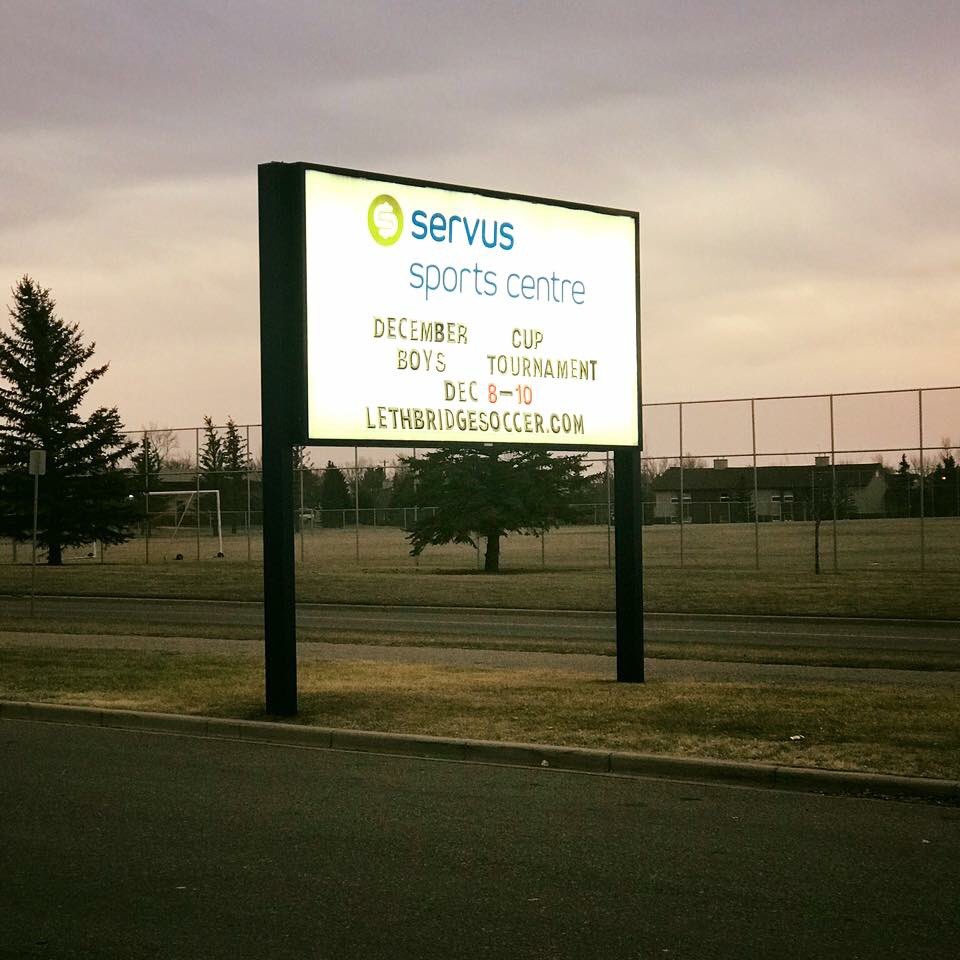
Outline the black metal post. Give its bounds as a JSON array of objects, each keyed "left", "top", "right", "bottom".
[
  {"left": 614, "top": 446, "right": 644, "bottom": 682},
  {"left": 258, "top": 163, "right": 305, "bottom": 715}
]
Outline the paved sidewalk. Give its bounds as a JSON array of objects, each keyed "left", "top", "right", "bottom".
[{"left": 4, "top": 629, "right": 960, "bottom": 686}]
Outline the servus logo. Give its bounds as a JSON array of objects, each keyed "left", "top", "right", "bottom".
[
  {"left": 367, "top": 195, "right": 403, "bottom": 246},
  {"left": 368, "top": 193, "right": 515, "bottom": 251}
]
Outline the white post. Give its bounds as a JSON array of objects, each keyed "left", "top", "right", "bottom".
[{"left": 215, "top": 490, "right": 224, "bottom": 557}]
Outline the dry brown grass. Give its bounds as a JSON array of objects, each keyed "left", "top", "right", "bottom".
[{"left": 1, "top": 645, "right": 958, "bottom": 780}]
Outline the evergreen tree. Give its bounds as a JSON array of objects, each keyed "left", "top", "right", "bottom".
[
  {"left": 402, "top": 447, "right": 589, "bottom": 572},
  {"left": 319, "top": 460, "right": 351, "bottom": 526},
  {"left": 199, "top": 415, "right": 225, "bottom": 479},
  {"left": 887, "top": 454, "right": 913, "bottom": 518},
  {"left": 930, "top": 449, "right": 958, "bottom": 517},
  {"left": 223, "top": 417, "right": 247, "bottom": 474},
  {"left": 197, "top": 416, "right": 227, "bottom": 535},
  {"left": 130, "top": 434, "right": 163, "bottom": 489},
  {"left": 0, "top": 277, "right": 138, "bottom": 563},
  {"left": 389, "top": 463, "right": 418, "bottom": 509},
  {"left": 222, "top": 417, "right": 248, "bottom": 533},
  {"left": 358, "top": 465, "right": 387, "bottom": 510},
  {"left": 293, "top": 447, "right": 322, "bottom": 530}
]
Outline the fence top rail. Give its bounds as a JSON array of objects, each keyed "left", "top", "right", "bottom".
[
  {"left": 120, "top": 385, "right": 958, "bottom": 439},
  {"left": 643, "top": 385, "right": 960, "bottom": 408},
  {"left": 641, "top": 445, "right": 957, "bottom": 461}
]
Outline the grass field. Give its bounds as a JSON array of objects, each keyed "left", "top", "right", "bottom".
[
  {"left": 4, "top": 516, "right": 959, "bottom": 571},
  {"left": 1, "top": 518, "right": 958, "bottom": 618},
  {"left": 2, "top": 556, "right": 959, "bottom": 620},
  {"left": 2, "top": 644, "right": 957, "bottom": 780}
]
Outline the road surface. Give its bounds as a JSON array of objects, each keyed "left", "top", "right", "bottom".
[
  {"left": 2, "top": 717, "right": 958, "bottom": 959},
  {"left": 2, "top": 593, "right": 959, "bottom": 653}
]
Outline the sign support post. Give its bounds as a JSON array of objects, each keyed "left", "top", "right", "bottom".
[
  {"left": 258, "top": 163, "right": 304, "bottom": 715},
  {"left": 614, "top": 447, "right": 644, "bottom": 681}
]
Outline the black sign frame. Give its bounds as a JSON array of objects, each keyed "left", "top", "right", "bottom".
[{"left": 258, "top": 162, "right": 643, "bottom": 715}]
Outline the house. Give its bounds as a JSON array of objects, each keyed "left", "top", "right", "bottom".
[{"left": 648, "top": 457, "right": 889, "bottom": 522}]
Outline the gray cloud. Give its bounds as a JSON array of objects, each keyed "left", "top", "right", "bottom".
[{"left": 1, "top": 1, "right": 958, "bottom": 429}]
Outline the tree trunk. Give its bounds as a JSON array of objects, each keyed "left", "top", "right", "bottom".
[
  {"left": 483, "top": 530, "right": 501, "bottom": 572},
  {"left": 46, "top": 542, "right": 63, "bottom": 565}
]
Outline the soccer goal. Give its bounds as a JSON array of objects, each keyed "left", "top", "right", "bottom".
[
  {"left": 145, "top": 490, "right": 224, "bottom": 558},
  {"left": 61, "top": 541, "right": 100, "bottom": 561}
]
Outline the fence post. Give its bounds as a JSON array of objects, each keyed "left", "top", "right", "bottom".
[
  {"left": 299, "top": 462, "right": 305, "bottom": 563},
  {"left": 195, "top": 427, "right": 201, "bottom": 562},
  {"left": 246, "top": 424, "right": 252, "bottom": 562},
  {"left": 830, "top": 394, "right": 838, "bottom": 572},
  {"left": 354, "top": 446, "right": 360, "bottom": 563},
  {"left": 751, "top": 399, "right": 760, "bottom": 570},
  {"left": 606, "top": 449, "right": 612, "bottom": 568},
  {"left": 919, "top": 389, "right": 926, "bottom": 573},
  {"left": 678, "top": 403, "right": 685, "bottom": 567},
  {"left": 144, "top": 431, "right": 150, "bottom": 565}
]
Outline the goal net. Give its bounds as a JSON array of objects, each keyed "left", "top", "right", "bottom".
[{"left": 145, "top": 489, "right": 224, "bottom": 558}]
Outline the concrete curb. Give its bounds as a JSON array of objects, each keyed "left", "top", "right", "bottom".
[{"left": 2, "top": 699, "right": 958, "bottom": 804}]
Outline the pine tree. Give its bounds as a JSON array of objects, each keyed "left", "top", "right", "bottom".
[
  {"left": 0, "top": 277, "right": 138, "bottom": 563},
  {"left": 199, "top": 415, "right": 225, "bottom": 479},
  {"left": 888, "top": 453, "right": 913, "bottom": 517},
  {"left": 197, "top": 416, "right": 228, "bottom": 535},
  {"left": 222, "top": 417, "right": 247, "bottom": 475},
  {"left": 130, "top": 435, "right": 163, "bottom": 489},
  {"left": 221, "top": 416, "right": 248, "bottom": 532},
  {"left": 402, "top": 447, "right": 589, "bottom": 572},
  {"left": 319, "top": 460, "right": 351, "bottom": 526},
  {"left": 358, "top": 465, "right": 387, "bottom": 510}
]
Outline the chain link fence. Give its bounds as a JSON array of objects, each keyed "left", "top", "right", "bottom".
[{"left": 3, "top": 385, "right": 958, "bottom": 572}]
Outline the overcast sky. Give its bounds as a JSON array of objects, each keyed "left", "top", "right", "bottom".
[{"left": 1, "top": 1, "right": 958, "bottom": 438}]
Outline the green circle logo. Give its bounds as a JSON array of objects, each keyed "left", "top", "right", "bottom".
[{"left": 368, "top": 194, "right": 403, "bottom": 245}]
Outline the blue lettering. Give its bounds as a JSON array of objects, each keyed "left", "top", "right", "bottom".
[
  {"left": 408, "top": 209, "right": 517, "bottom": 251},
  {"left": 409, "top": 262, "right": 425, "bottom": 289},
  {"left": 411, "top": 210, "right": 428, "bottom": 240},
  {"left": 429, "top": 212, "right": 446, "bottom": 242},
  {"left": 447, "top": 214, "right": 462, "bottom": 242}
]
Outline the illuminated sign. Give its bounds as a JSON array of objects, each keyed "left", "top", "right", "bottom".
[{"left": 303, "top": 166, "right": 640, "bottom": 448}]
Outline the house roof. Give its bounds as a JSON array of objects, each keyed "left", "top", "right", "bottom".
[{"left": 649, "top": 463, "right": 884, "bottom": 492}]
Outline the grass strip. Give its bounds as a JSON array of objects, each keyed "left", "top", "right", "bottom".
[
  {"left": 1, "top": 645, "right": 957, "bottom": 781},
  {"left": 3, "top": 562, "right": 959, "bottom": 620}
]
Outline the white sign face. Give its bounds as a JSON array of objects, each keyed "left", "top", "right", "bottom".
[{"left": 304, "top": 169, "right": 639, "bottom": 447}]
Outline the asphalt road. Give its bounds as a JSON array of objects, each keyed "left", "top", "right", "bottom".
[
  {"left": 2, "top": 718, "right": 958, "bottom": 960},
  {"left": 3, "top": 593, "right": 960, "bottom": 653}
]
